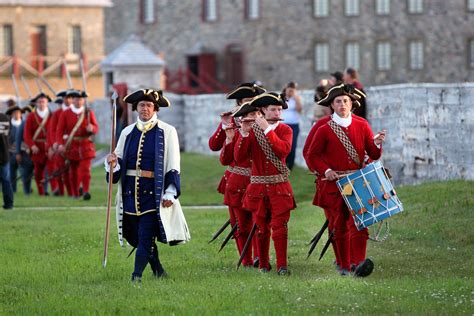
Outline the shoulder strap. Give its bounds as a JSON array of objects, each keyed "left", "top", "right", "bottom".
[
  {"left": 251, "top": 123, "right": 290, "bottom": 178},
  {"left": 32, "top": 112, "right": 49, "bottom": 141},
  {"left": 64, "top": 110, "right": 86, "bottom": 150},
  {"left": 328, "top": 120, "right": 361, "bottom": 167}
]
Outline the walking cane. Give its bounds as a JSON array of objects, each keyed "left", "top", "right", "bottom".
[{"left": 103, "top": 91, "right": 118, "bottom": 268}]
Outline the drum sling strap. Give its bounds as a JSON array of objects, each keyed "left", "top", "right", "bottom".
[
  {"left": 252, "top": 123, "right": 290, "bottom": 180},
  {"left": 32, "top": 112, "right": 49, "bottom": 142},
  {"left": 64, "top": 110, "right": 86, "bottom": 151},
  {"left": 328, "top": 120, "right": 362, "bottom": 168}
]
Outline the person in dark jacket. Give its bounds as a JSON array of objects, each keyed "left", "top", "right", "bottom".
[{"left": 0, "top": 110, "right": 14, "bottom": 209}]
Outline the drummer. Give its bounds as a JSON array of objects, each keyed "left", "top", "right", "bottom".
[{"left": 306, "top": 84, "right": 386, "bottom": 277}]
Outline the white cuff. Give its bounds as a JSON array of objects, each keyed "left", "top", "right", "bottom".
[
  {"left": 104, "top": 159, "right": 120, "bottom": 173},
  {"left": 225, "top": 137, "right": 233, "bottom": 145},
  {"left": 222, "top": 123, "right": 230, "bottom": 130},
  {"left": 264, "top": 126, "right": 272, "bottom": 135},
  {"left": 324, "top": 169, "right": 332, "bottom": 176}
]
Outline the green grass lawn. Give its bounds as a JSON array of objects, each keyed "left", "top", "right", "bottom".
[{"left": 1, "top": 153, "right": 473, "bottom": 315}]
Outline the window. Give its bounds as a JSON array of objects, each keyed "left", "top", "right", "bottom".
[
  {"left": 376, "top": 41, "right": 391, "bottom": 70},
  {"left": 469, "top": 0, "right": 474, "bottom": 11},
  {"left": 345, "top": 42, "right": 360, "bottom": 69},
  {"left": 376, "top": 0, "right": 390, "bottom": 15},
  {"left": 142, "top": 0, "right": 155, "bottom": 24},
  {"left": 203, "top": 0, "right": 218, "bottom": 22},
  {"left": 470, "top": 39, "right": 474, "bottom": 68},
  {"left": 345, "top": 0, "right": 359, "bottom": 16},
  {"left": 314, "top": 43, "right": 329, "bottom": 72},
  {"left": 245, "top": 0, "right": 260, "bottom": 20},
  {"left": 313, "top": 0, "right": 329, "bottom": 17},
  {"left": 68, "top": 25, "right": 82, "bottom": 55},
  {"left": 0, "top": 24, "right": 13, "bottom": 56},
  {"left": 409, "top": 40, "right": 424, "bottom": 70},
  {"left": 408, "top": 0, "right": 423, "bottom": 14}
]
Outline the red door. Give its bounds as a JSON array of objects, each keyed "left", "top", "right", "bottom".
[
  {"left": 30, "top": 26, "right": 47, "bottom": 70},
  {"left": 198, "top": 53, "right": 217, "bottom": 87}
]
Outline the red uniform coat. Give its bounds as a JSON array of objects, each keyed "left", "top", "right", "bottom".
[
  {"left": 23, "top": 111, "right": 51, "bottom": 164},
  {"left": 303, "top": 114, "right": 370, "bottom": 206},
  {"left": 234, "top": 123, "right": 296, "bottom": 216},
  {"left": 47, "top": 108, "right": 63, "bottom": 149},
  {"left": 220, "top": 132, "right": 251, "bottom": 207},
  {"left": 306, "top": 118, "right": 382, "bottom": 209},
  {"left": 209, "top": 122, "right": 230, "bottom": 194},
  {"left": 56, "top": 108, "right": 99, "bottom": 161}
]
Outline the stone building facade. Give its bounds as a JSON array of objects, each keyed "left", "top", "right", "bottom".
[
  {"left": 105, "top": 0, "right": 474, "bottom": 90},
  {"left": 0, "top": 0, "right": 111, "bottom": 72}
]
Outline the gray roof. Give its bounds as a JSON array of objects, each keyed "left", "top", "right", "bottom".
[
  {"left": 0, "top": 0, "right": 112, "bottom": 6},
  {"left": 101, "top": 35, "right": 165, "bottom": 68}
]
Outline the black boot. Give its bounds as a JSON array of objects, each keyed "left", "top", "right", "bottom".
[
  {"left": 353, "top": 258, "right": 374, "bottom": 278},
  {"left": 83, "top": 192, "right": 91, "bottom": 200},
  {"left": 132, "top": 255, "right": 148, "bottom": 281}
]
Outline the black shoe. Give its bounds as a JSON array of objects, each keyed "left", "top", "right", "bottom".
[
  {"left": 3, "top": 205, "right": 13, "bottom": 210},
  {"left": 339, "top": 269, "right": 350, "bottom": 276},
  {"left": 260, "top": 268, "right": 270, "bottom": 273},
  {"left": 44, "top": 192, "right": 49, "bottom": 196},
  {"left": 253, "top": 257, "right": 260, "bottom": 268},
  {"left": 53, "top": 189, "right": 60, "bottom": 197},
  {"left": 83, "top": 192, "right": 91, "bottom": 201},
  {"left": 277, "top": 267, "right": 291, "bottom": 276},
  {"left": 154, "top": 270, "right": 168, "bottom": 279},
  {"left": 353, "top": 258, "right": 374, "bottom": 278},
  {"left": 79, "top": 187, "right": 83, "bottom": 196}
]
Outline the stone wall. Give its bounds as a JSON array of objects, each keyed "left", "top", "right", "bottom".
[{"left": 90, "top": 83, "right": 474, "bottom": 185}]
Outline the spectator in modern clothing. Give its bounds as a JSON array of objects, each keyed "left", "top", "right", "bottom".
[
  {"left": 313, "top": 79, "right": 331, "bottom": 122},
  {"left": 0, "top": 111, "right": 14, "bottom": 209},
  {"left": 281, "top": 81, "right": 302, "bottom": 170},
  {"left": 343, "top": 67, "right": 366, "bottom": 118}
]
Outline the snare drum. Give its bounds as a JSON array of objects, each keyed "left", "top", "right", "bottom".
[{"left": 336, "top": 161, "right": 403, "bottom": 231}]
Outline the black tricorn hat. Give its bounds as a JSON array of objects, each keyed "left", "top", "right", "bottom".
[
  {"left": 5, "top": 99, "right": 21, "bottom": 115},
  {"left": 231, "top": 102, "right": 259, "bottom": 117},
  {"left": 249, "top": 92, "right": 288, "bottom": 109},
  {"left": 57, "top": 89, "right": 77, "bottom": 98},
  {"left": 317, "top": 84, "right": 365, "bottom": 107},
  {"left": 21, "top": 104, "right": 34, "bottom": 113},
  {"left": 123, "top": 89, "right": 170, "bottom": 111},
  {"left": 226, "top": 83, "right": 266, "bottom": 100},
  {"left": 31, "top": 92, "right": 52, "bottom": 103},
  {"left": 54, "top": 98, "right": 64, "bottom": 105}
]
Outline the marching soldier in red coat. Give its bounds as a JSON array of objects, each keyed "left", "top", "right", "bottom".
[
  {"left": 56, "top": 90, "right": 99, "bottom": 200},
  {"left": 48, "top": 90, "right": 74, "bottom": 196},
  {"left": 23, "top": 93, "right": 56, "bottom": 195},
  {"left": 303, "top": 89, "right": 368, "bottom": 270},
  {"left": 307, "top": 84, "right": 386, "bottom": 277},
  {"left": 219, "top": 102, "right": 262, "bottom": 267},
  {"left": 209, "top": 82, "right": 265, "bottom": 259},
  {"left": 234, "top": 92, "right": 296, "bottom": 275}
]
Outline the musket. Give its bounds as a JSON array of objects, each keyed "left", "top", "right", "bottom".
[
  {"left": 319, "top": 229, "right": 335, "bottom": 261},
  {"left": 217, "top": 224, "right": 238, "bottom": 253},
  {"left": 11, "top": 74, "right": 21, "bottom": 106},
  {"left": 103, "top": 91, "right": 118, "bottom": 268},
  {"left": 62, "top": 58, "right": 73, "bottom": 89},
  {"left": 308, "top": 219, "right": 329, "bottom": 245},
  {"left": 34, "top": 78, "right": 44, "bottom": 93},
  {"left": 306, "top": 219, "right": 329, "bottom": 259},
  {"left": 20, "top": 76, "right": 32, "bottom": 99},
  {"left": 208, "top": 219, "right": 231, "bottom": 244},
  {"left": 38, "top": 75, "right": 57, "bottom": 95},
  {"left": 79, "top": 58, "right": 90, "bottom": 124},
  {"left": 237, "top": 223, "right": 257, "bottom": 270}
]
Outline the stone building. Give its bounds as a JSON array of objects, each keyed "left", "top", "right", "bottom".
[
  {"left": 0, "top": 0, "right": 111, "bottom": 65},
  {"left": 105, "top": 0, "right": 474, "bottom": 91}
]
